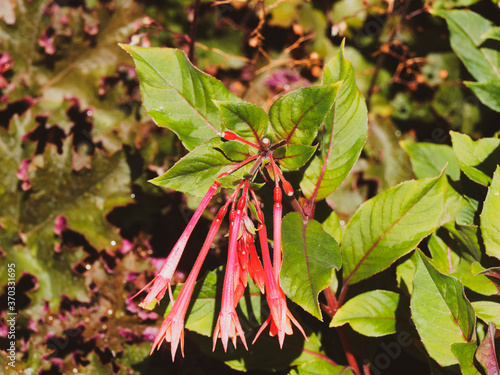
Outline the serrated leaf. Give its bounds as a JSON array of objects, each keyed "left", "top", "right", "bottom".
[
  {"left": 215, "top": 100, "right": 269, "bottom": 146},
  {"left": 451, "top": 131, "right": 500, "bottom": 186},
  {"left": 481, "top": 166, "right": 500, "bottom": 261},
  {"left": 280, "top": 212, "right": 341, "bottom": 319},
  {"left": 465, "top": 80, "right": 500, "bottom": 112},
  {"left": 342, "top": 173, "right": 446, "bottom": 285},
  {"left": 150, "top": 139, "right": 236, "bottom": 197},
  {"left": 217, "top": 140, "right": 251, "bottom": 162},
  {"left": 300, "top": 44, "right": 368, "bottom": 201},
  {"left": 330, "top": 290, "right": 400, "bottom": 337},
  {"left": 120, "top": 45, "right": 240, "bottom": 150},
  {"left": 432, "top": 10, "right": 500, "bottom": 83},
  {"left": 269, "top": 83, "right": 340, "bottom": 146},
  {"left": 451, "top": 343, "right": 482, "bottom": 375},
  {"left": 411, "top": 250, "right": 476, "bottom": 366},
  {"left": 277, "top": 144, "right": 318, "bottom": 170},
  {"left": 476, "top": 323, "right": 499, "bottom": 375},
  {"left": 472, "top": 301, "right": 500, "bottom": 326}
]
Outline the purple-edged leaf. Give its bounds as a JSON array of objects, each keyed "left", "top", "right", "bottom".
[
  {"left": 478, "top": 267, "right": 500, "bottom": 286},
  {"left": 269, "top": 83, "right": 340, "bottom": 146},
  {"left": 481, "top": 166, "right": 500, "bottom": 261},
  {"left": 120, "top": 45, "right": 240, "bottom": 150},
  {"left": 150, "top": 139, "right": 236, "bottom": 197},
  {"left": 301, "top": 44, "right": 368, "bottom": 201},
  {"left": 215, "top": 101, "right": 269, "bottom": 146},
  {"left": 451, "top": 343, "right": 482, "bottom": 375},
  {"left": 342, "top": 173, "right": 446, "bottom": 285},
  {"left": 276, "top": 144, "right": 318, "bottom": 170},
  {"left": 280, "top": 212, "right": 341, "bottom": 319},
  {"left": 476, "top": 323, "right": 499, "bottom": 375},
  {"left": 411, "top": 250, "right": 476, "bottom": 366}
]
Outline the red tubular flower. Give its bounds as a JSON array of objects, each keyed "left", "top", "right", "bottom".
[
  {"left": 213, "top": 188, "right": 250, "bottom": 352},
  {"left": 251, "top": 197, "right": 307, "bottom": 348},
  {"left": 246, "top": 232, "right": 266, "bottom": 294},
  {"left": 134, "top": 181, "right": 221, "bottom": 308},
  {"left": 151, "top": 199, "right": 231, "bottom": 360}
]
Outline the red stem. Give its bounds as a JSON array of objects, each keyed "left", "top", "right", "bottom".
[{"left": 323, "top": 287, "right": 360, "bottom": 375}]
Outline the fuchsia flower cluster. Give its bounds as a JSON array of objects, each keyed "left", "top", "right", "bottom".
[{"left": 134, "top": 131, "right": 307, "bottom": 360}]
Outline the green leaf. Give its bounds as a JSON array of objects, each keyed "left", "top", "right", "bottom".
[
  {"left": 300, "top": 44, "right": 368, "bottom": 201},
  {"left": 431, "top": 10, "right": 500, "bottom": 83},
  {"left": 342, "top": 173, "right": 446, "bottom": 285},
  {"left": 277, "top": 144, "right": 318, "bottom": 170},
  {"left": 472, "top": 301, "right": 500, "bottom": 326},
  {"left": 330, "top": 290, "right": 400, "bottom": 337},
  {"left": 465, "top": 80, "right": 500, "bottom": 112},
  {"left": 450, "top": 131, "right": 500, "bottom": 186},
  {"left": 451, "top": 343, "right": 481, "bottom": 375},
  {"left": 482, "top": 27, "right": 500, "bottom": 42},
  {"left": 322, "top": 211, "right": 343, "bottom": 244},
  {"left": 120, "top": 45, "right": 240, "bottom": 150},
  {"left": 269, "top": 83, "right": 340, "bottom": 146},
  {"left": 401, "top": 141, "right": 467, "bottom": 222},
  {"left": 165, "top": 267, "right": 263, "bottom": 336},
  {"left": 476, "top": 323, "right": 499, "bottom": 375},
  {"left": 411, "top": 250, "right": 476, "bottom": 366},
  {"left": 281, "top": 212, "right": 341, "bottom": 319},
  {"left": 150, "top": 139, "right": 236, "bottom": 197},
  {"left": 481, "top": 166, "right": 500, "bottom": 261},
  {"left": 194, "top": 329, "right": 333, "bottom": 372},
  {"left": 401, "top": 141, "right": 460, "bottom": 181},
  {"left": 290, "top": 360, "right": 354, "bottom": 375},
  {"left": 215, "top": 100, "right": 269, "bottom": 146},
  {"left": 217, "top": 141, "right": 251, "bottom": 162}
]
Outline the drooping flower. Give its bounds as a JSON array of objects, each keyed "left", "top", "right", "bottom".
[
  {"left": 150, "top": 194, "right": 233, "bottom": 360},
  {"left": 135, "top": 130, "right": 308, "bottom": 359},
  {"left": 251, "top": 189, "right": 307, "bottom": 348},
  {"left": 213, "top": 185, "right": 250, "bottom": 352}
]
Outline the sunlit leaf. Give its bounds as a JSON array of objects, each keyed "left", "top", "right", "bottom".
[
  {"left": 215, "top": 100, "right": 269, "bottom": 146},
  {"left": 451, "top": 343, "right": 481, "bottom": 375},
  {"left": 120, "top": 44, "right": 240, "bottom": 150},
  {"left": 481, "top": 166, "right": 500, "bottom": 261},
  {"left": 330, "top": 290, "right": 400, "bottom": 337},
  {"left": 411, "top": 250, "right": 476, "bottom": 366},
  {"left": 150, "top": 139, "right": 237, "bottom": 197},
  {"left": 472, "top": 301, "right": 500, "bottom": 326},
  {"left": 269, "top": 84, "right": 340, "bottom": 146},
  {"left": 277, "top": 144, "right": 318, "bottom": 171},
  {"left": 281, "top": 212, "right": 341, "bottom": 319},
  {"left": 450, "top": 131, "right": 500, "bottom": 186},
  {"left": 342, "top": 173, "right": 446, "bottom": 285},
  {"left": 300, "top": 43, "right": 368, "bottom": 201}
]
